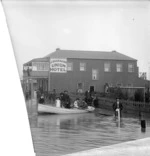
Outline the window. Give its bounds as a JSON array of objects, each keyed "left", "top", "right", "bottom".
[
  {"left": 80, "top": 63, "right": 86, "bottom": 71},
  {"left": 32, "top": 65, "right": 37, "bottom": 71},
  {"left": 116, "top": 63, "right": 123, "bottom": 72},
  {"left": 77, "top": 83, "right": 84, "bottom": 93},
  {"left": 67, "top": 62, "right": 73, "bottom": 71},
  {"left": 92, "top": 69, "right": 99, "bottom": 80},
  {"left": 104, "top": 62, "right": 111, "bottom": 72},
  {"left": 128, "top": 63, "right": 134, "bottom": 72},
  {"left": 32, "top": 62, "right": 49, "bottom": 71},
  {"left": 23, "top": 66, "right": 28, "bottom": 71}
]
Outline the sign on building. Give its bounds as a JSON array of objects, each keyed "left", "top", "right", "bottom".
[{"left": 50, "top": 58, "right": 67, "bottom": 73}]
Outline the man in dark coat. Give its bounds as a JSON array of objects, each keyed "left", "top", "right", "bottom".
[
  {"left": 84, "top": 90, "right": 93, "bottom": 106},
  {"left": 61, "top": 91, "right": 71, "bottom": 108},
  {"left": 51, "top": 89, "right": 56, "bottom": 104},
  {"left": 93, "top": 96, "right": 99, "bottom": 108},
  {"left": 112, "top": 98, "right": 123, "bottom": 117},
  {"left": 39, "top": 95, "right": 45, "bottom": 104}
]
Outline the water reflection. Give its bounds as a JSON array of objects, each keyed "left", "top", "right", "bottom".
[{"left": 29, "top": 107, "right": 150, "bottom": 156}]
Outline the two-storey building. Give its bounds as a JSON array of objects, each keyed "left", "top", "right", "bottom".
[{"left": 23, "top": 48, "right": 149, "bottom": 93}]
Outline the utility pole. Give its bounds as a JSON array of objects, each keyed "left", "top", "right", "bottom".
[
  {"left": 148, "top": 62, "right": 150, "bottom": 80},
  {"left": 48, "top": 58, "right": 51, "bottom": 92}
]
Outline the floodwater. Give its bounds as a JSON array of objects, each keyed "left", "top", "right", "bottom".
[{"left": 27, "top": 100, "right": 150, "bottom": 156}]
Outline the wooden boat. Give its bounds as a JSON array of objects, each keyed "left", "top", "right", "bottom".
[{"left": 38, "top": 104, "right": 95, "bottom": 114}]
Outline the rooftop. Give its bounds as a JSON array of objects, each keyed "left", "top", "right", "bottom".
[
  {"left": 24, "top": 49, "right": 137, "bottom": 65},
  {"left": 44, "top": 49, "right": 137, "bottom": 61},
  {"left": 24, "top": 57, "right": 49, "bottom": 65}
]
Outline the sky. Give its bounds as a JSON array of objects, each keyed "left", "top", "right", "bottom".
[{"left": 2, "top": 0, "right": 150, "bottom": 79}]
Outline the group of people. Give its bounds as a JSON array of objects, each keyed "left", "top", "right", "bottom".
[
  {"left": 73, "top": 98, "right": 88, "bottom": 109},
  {"left": 38, "top": 89, "right": 99, "bottom": 109},
  {"left": 38, "top": 89, "right": 124, "bottom": 117},
  {"left": 38, "top": 90, "right": 71, "bottom": 108}
]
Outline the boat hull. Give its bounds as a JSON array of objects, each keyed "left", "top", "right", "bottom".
[{"left": 38, "top": 104, "right": 94, "bottom": 114}]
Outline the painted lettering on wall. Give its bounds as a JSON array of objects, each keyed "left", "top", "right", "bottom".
[{"left": 50, "top": 58, "right": 67, "bottom": 73}]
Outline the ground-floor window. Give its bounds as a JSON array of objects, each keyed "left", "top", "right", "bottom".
[{"left": 77, "top": 82, "right": 84, "bottom": 93}]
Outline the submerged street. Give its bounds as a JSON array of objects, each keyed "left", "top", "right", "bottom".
[{"left": 27, "top": 100, "right": 150, "bottom": 156}]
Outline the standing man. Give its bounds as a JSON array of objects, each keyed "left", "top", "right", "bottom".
[{"left": 113, "top": 98, "right": 123, "bottom": 117}]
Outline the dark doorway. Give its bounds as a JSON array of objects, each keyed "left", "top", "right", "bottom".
[{"left": 90, "top": 86, "right": 94, "bottom": 93}]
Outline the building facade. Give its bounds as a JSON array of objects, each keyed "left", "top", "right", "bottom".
[{"left": 23, "top": 49, "right": 149, "bottom": 94}]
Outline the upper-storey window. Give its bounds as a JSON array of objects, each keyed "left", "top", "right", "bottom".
[
  {"left": 128, "top": 63, "right": 134, "bottom": 72},
  {"left": 116, "top": 63, "right": 123, "bottom": 72},
  {"left": 23, "top": 66, "right": 28, "bottom": 71},
  {"left": 104, "top": 62, "right": 111, "bottom": 72},
  {"left": 80, "top": 63, "right": 86, "bottom": 71},
  {"left": 32, "top": 62, "right": 49, "bottom": 71},
  {"left": 67, "top": 62, "right": 73, "bottom": 71},
  {"left": 92, "top": 69, "right": 99, "bottom": 80}
]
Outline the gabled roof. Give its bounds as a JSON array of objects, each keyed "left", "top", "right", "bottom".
[{"left": 44, "top": 49, "right": 137, "bottom": 61}]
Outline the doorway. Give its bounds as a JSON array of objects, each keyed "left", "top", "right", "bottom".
[{"left": 90, "top": 86, "right": 95, "bottom": 93}]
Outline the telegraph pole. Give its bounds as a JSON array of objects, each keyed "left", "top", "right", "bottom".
[{"left": 48, "top": 58, "right": 51, "bottom": 92}]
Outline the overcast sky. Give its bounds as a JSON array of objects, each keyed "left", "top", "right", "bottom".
[{"left": 2, "top": 0, "right": 150, "bottom": 79}]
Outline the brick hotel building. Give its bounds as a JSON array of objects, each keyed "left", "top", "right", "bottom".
[{"left": 23, "top": 48, "right": 149, "bottom": 94}]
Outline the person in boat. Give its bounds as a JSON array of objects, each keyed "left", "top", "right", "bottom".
[
  {"left": 112, "top": 98, "right": 123, "bottom": 117},
  {"left": 74, "top": 98, "right": 87, "bottom": 109},
  {"left": 74, "top": 98, "right": 80, "bottom": 108},
  {"left": 48, "top": 91, "right": 52, "bottom": 103},
  {"left": 61, "top": 90, "right": 71, "bottom": 109},
  {"left": 55, "top": 96, "right": 61, "bottom": 108},
  {"left": 60, "top": 92, "right": 64, "bottom": 107},
  {"left": 39, "top": 94, "right": 45, "bottom": 104},
  {"left": 84, "top": 91, "right": 93, "bottom": 106},
  {"left": 51, "top": 89, "right": 56, "bottom": 104},
  {"left": 79, "top": 100, "right": 88, "bottom": 109},
  {"left": 93, "top": 96, "right": 99, "bottom": 108}
]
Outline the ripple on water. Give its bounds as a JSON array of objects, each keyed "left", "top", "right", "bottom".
[{"left": 29, "top": 110, "right": 150, "bottom": 156}]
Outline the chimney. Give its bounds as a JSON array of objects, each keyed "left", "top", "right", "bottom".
[{"left": 56, "top": 48, "right": 60, "bottom": 51}]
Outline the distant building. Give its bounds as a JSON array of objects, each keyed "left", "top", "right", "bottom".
[
  {"left": 139, "top": 72, "right": 147, "bottom": 80},
  {"left": 23, "top": 48, "right": 150, "bottom": 93}
]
